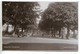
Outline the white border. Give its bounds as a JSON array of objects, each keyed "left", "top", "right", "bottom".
[
  {"left": 0, "top": 0, "right": 2, "bottom": 54},
  {"left": 0, "top": 0, "right": 79, "bottom": 54},
  {"left": 1, "top": 0, "right": 79, "bottom": 2}
]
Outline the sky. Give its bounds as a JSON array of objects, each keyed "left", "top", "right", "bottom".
[
  {"left": 36, "top": 2, "right": 51, "bottom": 24},
  {"left": 38, "top": 2, "right": 51, "bottom": 11}
]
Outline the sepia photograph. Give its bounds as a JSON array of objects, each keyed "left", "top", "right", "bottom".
[{"left": 2, "top": 1, "right": 78, "bottom": 51}]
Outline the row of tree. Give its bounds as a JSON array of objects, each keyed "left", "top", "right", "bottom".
[
  {"left": 39, "top": 2, "right": 78, "bottom": 39},
  {"left": 2, "top": 2, "right": 40, "bottom": 36},
  {"left": 2, "top": 2, "right": 78, "bottom": 39}
]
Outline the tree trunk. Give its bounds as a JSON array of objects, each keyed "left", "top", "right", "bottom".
[
  {"left": 50, "top": 28, "right": 52, "bottom": 38},
  {"left": 42, "top": 33, "right": 44, "bottom": 37},
  {"left": 21, "top": 27, "right": 24, "bottom": 37},
  {"left": 61, "top": 28, "right": 63, "bottom": 39},
  {"left": 13, "top": 18, "right": 18, "bottom": 37},
  {"left": 51, "top": 28, "right": 54, "bottom": 37},
  {"left": 59, "top": 28, "right": 61, "bottom": 37},
  {"left": 5, "top": 25, "right": 9, "bottom": 34},
  {"left": 52, "top": 31, "right": 53, "bottom": 37},
  {"left": 66, "top": 27, "right": 70, "bottom": 39},
  {"left": 14, "top": 25, "right": 19, "bottom": 37},
  {"left": 14, "top": 25, "right": 16, "bottom": 33},
  {"left": 53, "top": 28, "right": 55, "bottom": 37},
  {"left": 32, "top": 30, "right": 34, "bottom": 36},
  {"left": 73, "top": 30, "right": 76, "bottom": 38}
]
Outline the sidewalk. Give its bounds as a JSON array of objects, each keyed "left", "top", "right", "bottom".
[{"left": 2, "top": 37, "right": 78, "bottom": 44}]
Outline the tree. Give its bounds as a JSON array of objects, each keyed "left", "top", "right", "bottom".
[
  {"left": 39, "top": 2, "right": 78, "bottom": 39},
  {"left": 2, "top": 2, "right": 40, "bottom": 36},
  {"left": 39, "top": 3, "right": 65, "bottom": 38}
]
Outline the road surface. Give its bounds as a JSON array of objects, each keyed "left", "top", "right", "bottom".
[{"left": 2, "top": 37, "right": 78, "bottom": 51}]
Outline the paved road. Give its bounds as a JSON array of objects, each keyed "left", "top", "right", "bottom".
[
  {"left": 3, "top": 43, "right": 78, "bottom": 51},
  {"left": 2, "top": 37, "right": 78, "bottom": 51},
  {"left": 3, "top": 37, "right": 78, "bottom": 44}
]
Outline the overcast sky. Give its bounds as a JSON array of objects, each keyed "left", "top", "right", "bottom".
[
  {"left": 38, "top": 2, "right": 51, "bottom": 11},
  {"left": 36, "top": 2, "right": 51, "bottom": 24}
]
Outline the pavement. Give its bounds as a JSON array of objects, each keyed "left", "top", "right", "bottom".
[
  {"left": 2, "top": 37, "right": 78, "bottom": 44},
  {"left": 2, "top": 37, "right": 78, "bottom": 51}
]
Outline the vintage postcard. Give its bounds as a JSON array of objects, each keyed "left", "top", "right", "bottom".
[{"left": 2, "top": 1, "right": 78, "bottom": 51}]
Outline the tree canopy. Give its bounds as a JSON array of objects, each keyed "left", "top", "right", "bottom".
[
  {"left": 2, "top": 2, "right": 40, "bottom": 35},
  {"left": 39, "top": 2, "right": 78, "bottom": 38}
]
